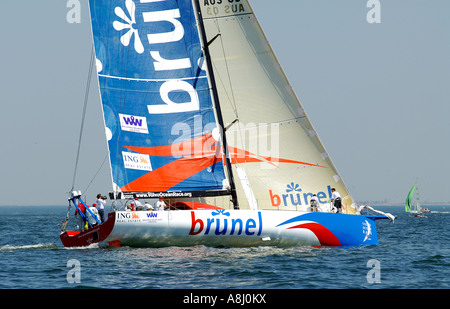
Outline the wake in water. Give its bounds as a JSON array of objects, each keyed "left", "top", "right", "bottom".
[
  {"left": 0, "top": 243, "right": 102, "bottom": 251},
  {"left": 63, "top": 243, "right": 100, "bottom": 250},
  {"left": 0, "top": 243, "right": 59, "bottom": 251}
]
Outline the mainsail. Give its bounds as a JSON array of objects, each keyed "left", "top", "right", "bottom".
[
  {"left": 200, "top": 1, "right": 357, "bottom": 212},
  {"left": 88, "top": 0, "right": 230, "bottom": 198}
]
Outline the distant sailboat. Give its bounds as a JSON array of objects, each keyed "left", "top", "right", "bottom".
[
  {"left": 60, "top": 0, "right": 394, "bottom": 248},
  {"left": 405, "top": 183, "right": 425, "bottom": 217}
]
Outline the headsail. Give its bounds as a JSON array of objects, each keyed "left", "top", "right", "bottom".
[
  {"left": 88, "top": 0, "right": 229, "bottom": 198},
  {"left": 200, "top": 1, "right": 357, "bottom": 212}
]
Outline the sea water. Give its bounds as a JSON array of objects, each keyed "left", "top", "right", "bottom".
[{"left": 0, "top": 205, "right": 448, "bottom": 290}]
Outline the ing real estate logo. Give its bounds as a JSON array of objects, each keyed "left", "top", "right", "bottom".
[{"left": 122, "top": 151, "right": 153, "bottom": 171}]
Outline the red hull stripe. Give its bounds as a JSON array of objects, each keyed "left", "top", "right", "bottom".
[{"left": 288, "top": 222, "right": 342, "bottom": 246}]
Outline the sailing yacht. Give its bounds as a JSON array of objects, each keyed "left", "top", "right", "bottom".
[
  {"left": 405, "top": 183, "right": 425, "bottom": 217},
  {"left": 60, "top": 0, "right": 393, "bottom": 248}
]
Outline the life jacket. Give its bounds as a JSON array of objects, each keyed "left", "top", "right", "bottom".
[{"left": 75, "top": 203, "right": 86, "bottom": 215}]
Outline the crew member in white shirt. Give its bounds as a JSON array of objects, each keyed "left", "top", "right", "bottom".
[
  {"left": 134, "top": 198, "right": 143, "bottom": 210},
  {"left": 144, "top": 201, "right": 153, "bottom": 211},
  {"left": 310, "top": 194, "right": 319, "bottom": 212},
  {"left": 87, "top": 204, "right": 101, "bottom": 227},
  {"left": 331, "top": 188, "right": 342, "bottom": 213},
  {"left": 96, "top": 193, "right": 107, "bottom": 223},
  {"left": 155, "top": 196, "right": 166, "bottom": 211}
]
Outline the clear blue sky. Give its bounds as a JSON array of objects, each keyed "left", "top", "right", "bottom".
[{"left": 0, "top": 1, "right": 449, "bottom": 206}]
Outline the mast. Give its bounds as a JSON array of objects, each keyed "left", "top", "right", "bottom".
[
  {"left": 192, "top": 0, "right": 239, "bottom": 209},
  {"left": 415, "top": 182, "right": 421, "bottom": 213}
]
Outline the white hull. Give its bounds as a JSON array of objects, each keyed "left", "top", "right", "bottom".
[{"left": 102, "top": 210, "right": 381, "bottom": 247}]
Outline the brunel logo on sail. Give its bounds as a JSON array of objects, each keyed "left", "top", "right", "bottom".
[{"left": 113, "top": 0, "right": 202, "bottom": 115}]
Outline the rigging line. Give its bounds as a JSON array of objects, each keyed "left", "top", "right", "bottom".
[
  {"left": 212, "top": 28, "right": 253, "bottom": 167},
  {"left": 210, "top": 18, "right": 252, "bottom": 165},
  {"left": 207, "top": 16, "right": 249, "bottom": 168},
  {"left": 82, "top": 152, "right": 109, "bottom": 196},
  {"left": 112, "top": 30, "right": 131, "bottom": 185},
  {"left": 213, "top": 18, "right": 239, "bottom": 119},
  {"left": 71, "top": 46, "right": 95, "bottom": 191}
]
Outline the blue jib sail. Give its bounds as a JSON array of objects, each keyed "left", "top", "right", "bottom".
[{"left": 88, "top": 0, "right": 227, "bottom": 196}]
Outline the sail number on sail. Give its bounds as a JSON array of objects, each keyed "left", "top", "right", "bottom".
[{"left": 203, "top": 0, "right": 246, "bottom": 16}]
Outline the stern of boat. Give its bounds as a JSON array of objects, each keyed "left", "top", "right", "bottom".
[{"left": 60, "top": 212, "right": 116, "bottom": 248}]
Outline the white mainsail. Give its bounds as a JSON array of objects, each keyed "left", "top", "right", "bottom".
[{"left": 200, "top": 1, "right": 356, "bottom": 213}]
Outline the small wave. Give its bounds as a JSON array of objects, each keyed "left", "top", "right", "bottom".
[
  {"left": 63, "top": 243, "right": 100, "bottom": 250},
  {"left": 0, "top": 243, "right": 58, "bottom": 251}
]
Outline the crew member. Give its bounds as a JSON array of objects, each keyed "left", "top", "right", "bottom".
[
  {"left": 86, "top": 204, "right": 101, "bottom": 227},
  {"left": 331, "top": 188, "right": 342, "bottom": 213},
  {"left": 75, "top": 203, "right": 86, "bottom": 231},
  {"left": 310, "top": 194, "right": 319, "bottom": 212},
  {"left": 156, "top": 196, "right": 166, "bottom": 211},
  {"left": 96, "top": 193, "right": 107, "bottom": 223}
]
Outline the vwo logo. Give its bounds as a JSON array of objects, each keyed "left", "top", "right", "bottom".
[
  {"left": 123, "top": 116, "right": 142, "bottom": 126},
  {"left": 269, "top": 183, "right": 333, "bottom": 207},
  {"left": 119, "top": 113, "right": 149, "bottom": 134},
  {"left": 189, "top": 210, "right": 263, "bottom": 236}
]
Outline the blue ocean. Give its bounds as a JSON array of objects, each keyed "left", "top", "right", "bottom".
[{"left": 0, "top": 205, "right": 448, "bottom": 293}]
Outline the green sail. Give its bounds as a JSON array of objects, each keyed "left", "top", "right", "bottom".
[{"left": 405, "top": 183, "right": 416, "bottom": 212}]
